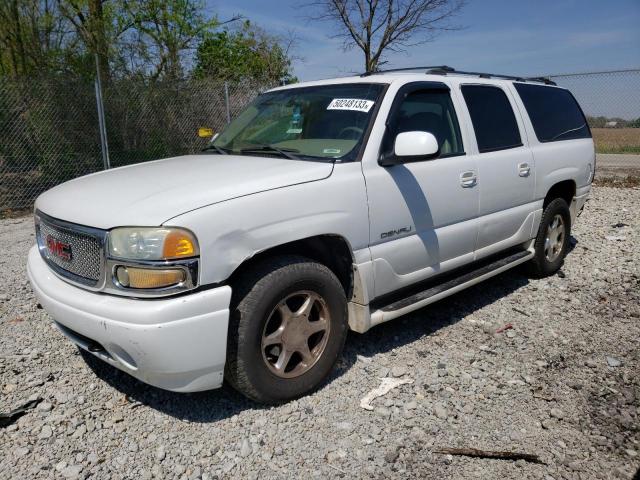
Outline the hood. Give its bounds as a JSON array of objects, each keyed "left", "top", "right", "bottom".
[{"left": 35, "top": 154, "right": 334, "bottom": 229}]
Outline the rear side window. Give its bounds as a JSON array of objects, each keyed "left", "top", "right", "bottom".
[
  {"left": 514, "top": 83, "right": 591, "bottom": 142},
  {"left": 461, "top": 85, "right": 522, "bottom": 153}
]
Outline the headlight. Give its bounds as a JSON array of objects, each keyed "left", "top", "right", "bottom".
[{"left": 108, "top": 227, "right": 199, "bottom": 261}]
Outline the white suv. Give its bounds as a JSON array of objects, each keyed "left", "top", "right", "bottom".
[{"left": 27, "top": 66, "right": 594, "bottom": 403}]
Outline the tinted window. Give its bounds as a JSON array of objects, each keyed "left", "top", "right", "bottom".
[
  {"left": 461, "top": 85, "right": 522, "bottom": 153},
  {"left": 514, "top": 83, "right": 591, "bottom": 142},
  {"left": 392, "top": 90, "right": 464, "bottom": 156}
]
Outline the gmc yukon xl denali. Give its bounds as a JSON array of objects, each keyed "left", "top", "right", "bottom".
[{"left": 27, "top": 66, "right": 594, "bottom": 403}]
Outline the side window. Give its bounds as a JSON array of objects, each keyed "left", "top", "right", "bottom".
[
  {"left": 392, "top": 90, "right": 464, "bottom": 157},
  {"left": 514, "top": 83, "right": 591, "bottom": 142},
  {"left": 461, "top": 85, "right": 522, "bottom": 153}
]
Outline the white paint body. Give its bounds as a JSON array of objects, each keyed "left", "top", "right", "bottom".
[{"left": 28, "top": 72, "right": 594, "bottom": 392}]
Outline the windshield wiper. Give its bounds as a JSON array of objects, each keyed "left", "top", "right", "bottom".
[
  {"left": 201, "top": 144, "right": 231, "bottom": 155},
  {"left": 240, "top": 144, "right": 300, "bottom": 160}
]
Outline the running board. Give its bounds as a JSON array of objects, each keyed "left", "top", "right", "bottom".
[{"left": 369, "top": 250, "right": 534, "bottom": 327}]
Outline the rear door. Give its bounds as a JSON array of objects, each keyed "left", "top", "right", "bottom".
[
  {"left": 458, "top": 84, "right": 536, "bottom": 259},
  {"left": 511, "top": 82, "right": 594, "bottom": 205}
]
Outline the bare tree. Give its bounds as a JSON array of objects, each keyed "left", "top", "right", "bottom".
[{"left": 306, "top": 0, "right": 466, "bottom": 73}]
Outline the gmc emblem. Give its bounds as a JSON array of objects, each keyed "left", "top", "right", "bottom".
[{"left": 46, "top": 235, "right": 72, "bottom": 262}]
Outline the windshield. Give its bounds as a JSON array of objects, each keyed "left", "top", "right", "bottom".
[{"left": 211, "top": 83, "right": 385, "bottom": 161}]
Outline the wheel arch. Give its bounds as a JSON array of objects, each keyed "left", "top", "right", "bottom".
[
  {"left": 543, "top": 179, "right": 576, "bottom": 208},
  {"left": 228, "top": 234, "right": 356, "bottom": 299}
]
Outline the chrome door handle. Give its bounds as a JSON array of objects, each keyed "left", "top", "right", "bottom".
[
  {"left": 518, "top": 162, "right": 531, "bottom": 177},
  {"left": 460, "top": 171, "right": 477, "bottom": 188}
]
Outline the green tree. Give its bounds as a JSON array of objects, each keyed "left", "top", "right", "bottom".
[
  {"left": 1, "top": 1, "right": 293, "bottom": 83},
  {"left": 57, "top": 0, "right": 123, "bottom": 82},
  {"left": 194, "top": 22, "right": 297, "bottom": 84},
  {"left": 0, "top": 0, "right": 78, "bottom": 76},
  {"left": 586, "top": 116, "right": 607, "bottom": 128},
  {"left": 123, "top": 0, "right": 218, "bottom": 80}
]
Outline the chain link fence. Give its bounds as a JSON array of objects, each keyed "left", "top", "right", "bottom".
[
  {"left": 0, "top": 77, "right": 272, "bottom": 214},
  {"left": 548, "top": 69, "right": 640, "bottom": 165},
  {"left": 1, "top": 69, "right": 639, "bottom": 214},
  {"left": 1, "top": 77, "right": 101, "bottom": 213},
  {"left": 102, "top": 79, "right": 268, "bottom": 169}
]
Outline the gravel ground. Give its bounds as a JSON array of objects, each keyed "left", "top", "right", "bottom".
[{"left": 1, "top": 186, "right": 639, "bottom": 480}]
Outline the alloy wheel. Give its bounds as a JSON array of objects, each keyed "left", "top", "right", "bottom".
[
  {"left": 261, "top": 291, "right": 331, "bottom": 378},
  {"left": 544, "top": 214, "right": 565, "bottom": 262}
]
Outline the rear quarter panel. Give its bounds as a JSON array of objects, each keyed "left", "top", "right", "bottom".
[
  {"left": 507, "top": 83, "right": 595, "bottom": 200},
  {"left": 530, "top": 139, "right": 595, "bottom": 200}
]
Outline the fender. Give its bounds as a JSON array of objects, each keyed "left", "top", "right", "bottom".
[{"left": 167, "top": 162, "right": 372, "bottom": 287}]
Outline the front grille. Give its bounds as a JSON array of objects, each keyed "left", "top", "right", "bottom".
[{"left": 37, "top": 216, "right": 104, "bottom": 285}]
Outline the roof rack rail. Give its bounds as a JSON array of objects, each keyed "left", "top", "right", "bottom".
[
  {"left": 523, "top": 76, "right": 557, "bottom": 85},
  {"left": 360, "top": 65, "right": 454, "bottom": 77},
  {"left": 360, "top": 65, "right": 557, "bottom": 86},
  {"left": 429, "top": 68, "right": 557, "bottom": 86}
]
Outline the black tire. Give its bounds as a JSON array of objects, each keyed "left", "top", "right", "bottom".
[
  {"left": 225, "top": 255, "right": 348, "bottom": 403},
  {"left": 528, "top": 198, "right": 571, "bottom": 278}
]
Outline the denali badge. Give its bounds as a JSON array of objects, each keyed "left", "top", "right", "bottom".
[
  {"left": 46, "top": 235, "right": 72, "bottom": 261},
  {"left": 380, "top": 226, "right": 412, "bottom": 239}
]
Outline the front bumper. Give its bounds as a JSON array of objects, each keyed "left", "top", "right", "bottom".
[{"left": 27, "top": 246, "right": 232, "bottom": 392}]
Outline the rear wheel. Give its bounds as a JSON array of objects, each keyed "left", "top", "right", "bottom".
[
  {"left": 225, "top": 255, "right": 348, "bottom": 403},
  {"left": 528, "top": 198, "right": 571, "bottom": 277}
]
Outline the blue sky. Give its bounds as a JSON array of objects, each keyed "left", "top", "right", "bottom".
[{"left": 208, "top": 0, "right": 640, "bottom": 80}]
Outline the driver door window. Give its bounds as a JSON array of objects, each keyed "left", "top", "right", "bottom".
[{"left": 391, "top": 90, "right": 465, "bottom": 157}]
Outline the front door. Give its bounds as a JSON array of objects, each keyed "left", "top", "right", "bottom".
[{"left": 362, "top": 82, "right": 479, "bottom": 298}]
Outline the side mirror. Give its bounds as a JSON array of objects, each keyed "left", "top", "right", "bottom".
[{"left": 380, "top": 131, "right": 440, "bottom": 166}]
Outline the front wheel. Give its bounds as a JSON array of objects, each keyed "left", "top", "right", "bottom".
[
  {"left": 225, "top": 256, "right": 348, "bottom": 403},
  {"left": 528, "top": 197, "right": 571, "bottom": 277}
]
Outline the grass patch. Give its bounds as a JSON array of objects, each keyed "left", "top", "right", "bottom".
[
  {"left": 596, "top": 145, "right": 640, "bottom": 154},
  {"left": 592, "top": 128, "right": 640, "bottom": 154}
]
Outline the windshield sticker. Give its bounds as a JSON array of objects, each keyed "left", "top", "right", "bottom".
[
  {"left": 323, "top": 148, "right": 341, "bottom": 155},
  {"left": 327, "top": 98, "right": 375, "bottom": 113},
  {"left": 286, "top": 106, "right": 303, "bottom": 135}
]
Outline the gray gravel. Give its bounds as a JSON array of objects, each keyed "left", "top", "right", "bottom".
[
  {"left": 1, "top": 186, "right": 639, "bottom": 479},
  {"left": 595, "top": 154, "right": 640, "bottom": 178}
]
